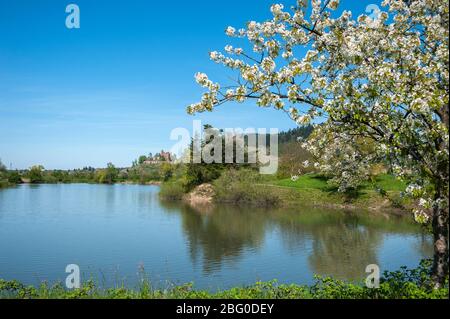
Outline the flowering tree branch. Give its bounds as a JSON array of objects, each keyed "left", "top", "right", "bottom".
[{"left": 188, "top": 0, "right": 449, "bottom": 287}]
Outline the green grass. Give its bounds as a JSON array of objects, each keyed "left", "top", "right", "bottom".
[
  {"left": 272, "top": 174, "right": 332, "bottom": 191},
  {"left": 214, "top": 169, "right": 280, "bottom": 207},
  {"left": 262, "top": 173, "right": 410, "bottom": 211},
  {"left": 369, "top": 174, "right": 407, "bottom": 192},
  {"left": 271, "top": 174, "right": 406, "bottom": 193},
  {"left": 159, "top": 182, "right": 186, "bottom": 200}
]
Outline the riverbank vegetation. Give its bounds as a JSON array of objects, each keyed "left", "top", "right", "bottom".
[
  {"left": 213, "top": 169, "right": 280, "bottom": 207},
  {"left": 0, "top": 160, "right": 181, "bottom": 187},
  {"left": 0, "top": 159, "right": 14, "bottom": 189},
  {"left": 161, "top": 168, "right": 410, "bottom": 212},
  {"left": 0, "top": 261, "right": 447, "bottom": 299},
  {"left": 158, "top": 125, "right": 410, "bottom": 212}
]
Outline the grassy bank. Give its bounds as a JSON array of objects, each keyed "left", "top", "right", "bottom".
[
  {"left": 159, "top": 182, "right": 186, "bottom": 200},
  {"left": 160, "top": 169, "right": 411, "bottom": 213},
  {"left": 265, "top": 173, "right": 410, "bottom": 212},
  {"left": 271, "top": 173, "right": 406, "bottom": 193},
  {"left": 213, "top": 169, "right": 280, "bottom": 207},
  {"left": 1, "top": 261, "right": 447, "bottom": 299}
]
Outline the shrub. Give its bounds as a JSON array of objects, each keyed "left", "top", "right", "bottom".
[
  {"left": 7, "top": 171, "right": 22, "bottom": 184},
  {"left": 183, "top": 163, "right": 223, "bottom": 191},
  {"left": 159, "top": 182, "right": 186, "bottom": 200},
  {"left": 27, "top": 165, "right": 44, "bottom": 184},
  {"left": 214, "top": 169, "right": 280, "bottom": 207},
  {"left": 277, "top": 141, "right": 314, "bottom": 179},
  {"left": 159, "top": 163, "right": 174, "bottom": 182},
  {"left": 0, "top": 180, "right": 10, "bottom": 189},
  {"left": 310, "top": 260, "right": 448, "bottom": 299}
]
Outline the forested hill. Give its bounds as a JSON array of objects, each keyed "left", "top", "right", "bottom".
[
  {"left": 241, "top": 125, "right": 314, "bottom": 146},
  {"left": 278, "top": 125, "right": 314, "bottom": 144}
]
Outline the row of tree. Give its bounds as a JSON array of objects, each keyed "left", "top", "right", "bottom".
[{"left": 0, "top": 161, "right": 178, "bottom": 186}]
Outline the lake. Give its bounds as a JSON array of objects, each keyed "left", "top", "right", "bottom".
[{"left": 0, "top": 184, "right": 432, "bottom": 290}]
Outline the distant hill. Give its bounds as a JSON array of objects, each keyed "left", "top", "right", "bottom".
[
  {"left": 241, "top": 125, "right": 314, "bottom": 146},
  {"left": 278, "top": 125, "right": 314, "bottom": 144}
]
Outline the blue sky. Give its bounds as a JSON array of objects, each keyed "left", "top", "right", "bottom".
[{"left": 0, "top": 0, "right": 379, "bottom": 169}]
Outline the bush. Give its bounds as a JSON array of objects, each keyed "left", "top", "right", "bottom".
[
  {"left": 277, "top": 141, "right": 314, "bottom": 179},
  {"left": 0, "top": 167, "right": 21, "bottom": 188},
  {"left": 27, "top": 165, "right": 44, "bottom": 184},
  {"left": 7, "top": 171, "right": 22, "bottom": 184},
  {"left": 310, "top": 260, "right": 448, "bottom": 299},
  {"left": 214, "top": 169, "right": 280, "bottom": 207},
  {"left": 183, "top": 163, "right": 223, "bottom": 191},
  {"left": 0, "top": 180, "right": 10, "bottom": 189},
  {"left": 159, "top": 163, "right": 174, "bottom": 182},
  {"left": 159, "top": 182, "right": 186, "bottom": 200}
]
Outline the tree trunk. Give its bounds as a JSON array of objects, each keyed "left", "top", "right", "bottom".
[{"left": 431, "top": 202, "right": 449, "bottom": 289}]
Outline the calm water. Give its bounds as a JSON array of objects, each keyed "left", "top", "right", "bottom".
[{"left": 0, "top": 184, "right": 432, "bottom": 290}]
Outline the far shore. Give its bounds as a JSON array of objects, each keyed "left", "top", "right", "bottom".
[
  {"left": 15, "top": 180, "right": 162, "bottom": 186},
  {"left": 160, "top": 175, "right": 413, "bottom": 217},
  {"left": 3, "top": 176, "right": 412, "bottom": 217}
]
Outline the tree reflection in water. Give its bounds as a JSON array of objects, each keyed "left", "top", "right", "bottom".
[
  {"left": 162, "top": 202, "right": 268, "bottom": 273},
  {"left": 160, "top": 200, "right": 432, "bottom": 280}
]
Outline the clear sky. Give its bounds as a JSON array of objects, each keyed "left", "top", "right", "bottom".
[{"left": 0, "top": 0, "right": 379, "bottom": 169}]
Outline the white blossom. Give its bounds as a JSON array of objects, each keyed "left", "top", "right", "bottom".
[{"left": 225, "top": 26, "right": 236, "bottom": 36}]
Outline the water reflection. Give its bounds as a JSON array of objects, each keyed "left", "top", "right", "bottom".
[
  {"left": 162, "top": 202, "right": 268, "bottom": 273},
  {"left": 0, "top": 184, "right": 433, "bottom": 287},
  {"left": 161, "top": 200, "right": 432, "bottom": 280}
]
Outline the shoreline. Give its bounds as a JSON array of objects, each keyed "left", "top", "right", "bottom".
[
  {"left": 2, "top": 180, "right": 162, "bottom": 187},
  {"left": 165, "top": 182, "right": 412, "bottom": 217},
  {"left": 3, "top": 180, "right": 412, "bottom": 216}
]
